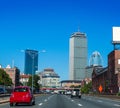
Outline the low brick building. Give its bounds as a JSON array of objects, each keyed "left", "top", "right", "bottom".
[
  {"left": 4, "top": 66, "right": 20, "bottom": 87},
  {"left": 92, "top": 67, "right": 107, "bottom": 93},
  {"left": 107, "top": 50, "right": 120, "bottom": 93},
  {"left": 92, "top": 50, "right": 120, "bottom": 94}
]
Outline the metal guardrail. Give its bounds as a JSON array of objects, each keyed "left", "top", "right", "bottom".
[{"left": 0, "top": 94, "right": 10, "bottom": 97}]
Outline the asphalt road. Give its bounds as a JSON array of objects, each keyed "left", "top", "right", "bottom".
[{"left": 0, "top": 94, "right": 120, "bottom": 108}]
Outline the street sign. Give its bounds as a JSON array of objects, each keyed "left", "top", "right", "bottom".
[{"left": 99, "top": 85, "right": 103, "bottom": 93}]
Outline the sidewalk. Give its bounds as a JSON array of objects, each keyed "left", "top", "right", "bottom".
[
  {"left": 0, "top": 93, "right": 43, "bottom": 104},
  {"left": 0, "top": 97, "right": 9, "bottom": 104},
  {"left": 85, "top": 94, "right": 120, "bottom": 101}
]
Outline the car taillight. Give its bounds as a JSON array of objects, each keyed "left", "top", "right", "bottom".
[
  {"left": 26, "top": 93, "right": 31, "bottom": 97},
  {"left": 10, "top": 93, "right": 14, "bottom": 98}
]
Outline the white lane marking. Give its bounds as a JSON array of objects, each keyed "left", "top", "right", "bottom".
[
  {"left": 78, "top": 104, "right": 83, "bottom": 106},
  {"left": 88, "top": 98, "right": 91, "bottom": 100},
  {"left": 39, "top": 103, "right": 43, "bottom": 106},
  {"left": 114, "top": 104, "right": 120, "bottom": 107},
  {"left": 44, "top": 99, "right": 47, "bottom": 102},
  {"left": 48, "top": 95, "right": 54, "bottom": 100},
  {"left": 97, "top": 100, "right": 103, "bottom": 103},
  {"left": 71, "top": 100, "right": 74, "bottom": 102}
]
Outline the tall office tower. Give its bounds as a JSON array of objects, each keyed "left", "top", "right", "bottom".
[
  {"left": 89, "top": 51, "right": 103, "bottom": 67},
  {"left": 24, "top": 49, "right": 38, "bottom": 75},
  {"left": 69, "top": 31, "right": 87, "bottom": 80}
]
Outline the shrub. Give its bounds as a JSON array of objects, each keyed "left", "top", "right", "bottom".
[{"left": 117, "top": 92, "right": 120, "bottom": 96}]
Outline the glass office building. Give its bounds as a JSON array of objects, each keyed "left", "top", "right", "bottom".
[
  {"left": 69, "top": 31, "right": 87, "bottom": 80},
  {"left": 24, "top": 49, "right": 38, "bottom": 75},
  {"left": 89, "top": 51, "right": 102, "bottom": 66}
]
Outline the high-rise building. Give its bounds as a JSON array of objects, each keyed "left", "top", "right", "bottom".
[
  {"left": 89, "top": 51, "right": 103, "bottom": 66},
  {"left": 24, "top": 49, "right": 38, "bottom": 75},
  {"left": 69, "top": 31, "right": 87, "bottom": 80}
]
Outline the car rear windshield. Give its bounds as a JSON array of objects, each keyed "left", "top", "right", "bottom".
[
  {"left": 14, "top": 88, "right": 28, "bottom": 92},
  {"left": 74, "top": 89, "right": 79, "bottom": 91}
]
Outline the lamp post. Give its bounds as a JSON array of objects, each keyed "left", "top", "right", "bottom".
[
  {"left": 23, "top": 49, "right": 46, "bottom": 93},
  {"left": 26, "top": 50, "right": 38, "bottom": 93}
]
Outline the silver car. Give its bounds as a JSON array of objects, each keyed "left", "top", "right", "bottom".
[{"left": 71, "top": 89, "right": 81, "bottom": 98}]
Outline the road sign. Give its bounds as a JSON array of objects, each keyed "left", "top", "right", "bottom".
[{"left": 99, "top": 85, "right": 103, "bottom": 93}]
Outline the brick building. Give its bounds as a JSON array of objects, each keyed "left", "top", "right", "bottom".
[
  {"left": 92, "top": 67, "right": 107, "bottom": 93},
  {"left": 107, "top": 50, "right": 120, "bottom": 93},
  {"left": 4, "top": 66, "right": 20, "bottom": 87},
  {"left": 92, "top": 50, "right": 120, "bottom": 94}
]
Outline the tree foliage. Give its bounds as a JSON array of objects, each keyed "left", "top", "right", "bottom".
[
  {"left": 27, "top": 74, "right": 40, "bottom": 91},
  {"left": 81, "top": 81, "right": 92, "bottom": 94},
  {"left": 0, "top": 69, "right": 13, "bottom": 86}
]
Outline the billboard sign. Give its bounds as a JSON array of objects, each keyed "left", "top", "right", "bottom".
[{"left": 112, "top": 27, "right": 120, "bottom": 43}]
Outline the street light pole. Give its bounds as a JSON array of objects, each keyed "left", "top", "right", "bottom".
[
  {"left": 29, "top": 52, "right": 38, "bottom": 93},
  {"left": 24, "top": 49, "right": 46, "bottom": 93}
]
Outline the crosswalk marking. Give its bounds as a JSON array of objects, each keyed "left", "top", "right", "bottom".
[{"left": 78, "top": 104, "right": 83, "bottom": 106}]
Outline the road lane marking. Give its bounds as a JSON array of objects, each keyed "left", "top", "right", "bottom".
[
  {"left": 39, "top": 103, "right": 43, "bottom": 106},
  {"left": 48, "top": 95, "right": 54, "bottom": 100},
  {"left": 88, "top": 98, "right": 91, "bottom": 100},
  {"left": 97, "top": 100, "right": 103, "bottom": 103},
  {"left": 114, "top": 104, "right": 120, "bottom": 107},
  {"left": 71, "top": 100, "right": 74, "bottom": 102},
  {"left": 78, "top": 104, "right": 83, "bottom": 106},
  {"left": 44, "top": 99, "right": 47, "bottom": 102}
]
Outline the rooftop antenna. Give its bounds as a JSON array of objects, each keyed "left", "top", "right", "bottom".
[
  {"left": 12, "top": 59, "right": 14, "bottom": 68},
  {"left": 78, "top": 26, "right": 80, "bottom": 32}
]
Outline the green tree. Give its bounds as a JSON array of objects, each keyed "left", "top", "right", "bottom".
[
  {"left": 81, "top": 81, "right": 92, "bottom": 94},
  {"left": 0, "top": 69, "right": 13, "bottom": 86},
  {"left": 27, "top": 75, "right": 40, "bottom": 91}
]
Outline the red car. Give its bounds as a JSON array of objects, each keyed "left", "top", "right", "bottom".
[{"left": 10, "top": 86, "right": 35, "bottom": 106}]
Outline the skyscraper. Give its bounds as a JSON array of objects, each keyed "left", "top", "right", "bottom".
[
  {"left": 24, "top": 49, "right": 38, "bottom": 75},
  {"left": 69, "top": 31, "right": 87, "bottom": 80},
  {"left": 89, "top": 51, "right": 103, "bottom": 66}
]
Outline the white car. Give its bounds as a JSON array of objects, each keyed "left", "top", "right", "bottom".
[
  {"left": 71, "top": 89, "right": 81, "bottom": 98},
  {"left": 65, "top": 91, "right": 71, "bottom": 95}
]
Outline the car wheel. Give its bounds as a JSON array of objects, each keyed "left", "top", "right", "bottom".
[
  {"left": 29, "top": 100, "right": 33, "bottom": 106},
  {"left": 32, "top": 97, "right": 35, "bottom": 105},
  {"left": 71, "top": 95, "right": 73, "bottom": 98},
  {"left": 10, "top": 103, "right": 13, "bottom": 106},
  {"left": 33, "top": 101, "right": 35, "bottom": 105}
]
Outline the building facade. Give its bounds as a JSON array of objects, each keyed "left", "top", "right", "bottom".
[
  {"left": 20, "top": 74, "right": 31, "bottom": 86},
  {"left": 4, "top": 65, "right": 20, "bottom": 87},
  {"left": 39, "top": 68, "right": 60, "bottom": 88},
  {"left": 89, "top": 51, "right": 103, "bottom": 66},
  {"left": 24, "top": 49, "right": 38, "bottom": 75},
  {"left": 107, "top": 50, "right": 120, "bottom": 93},
  {"left": 92, "top": 67, "right": 107, "bottom": 93},
  {"left": 85, "top": 51, "right": 103, "bottom": 79},
  {"left": 69, "top": 31, "right": 87, "bottom": 80},
  {"left": 60, "top": 80, "right": 81, "bottom": 88},
  {"left": 92, "top": 50, "right": 120, "bottom": 94}
]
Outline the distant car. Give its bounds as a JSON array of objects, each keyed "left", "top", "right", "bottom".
[
  {"left": 65, "top": 90, "right": 72, "bottom": 95},
  {"left": 0, "top": 88, "right": 7, "bottom": 94},
  {"left": 10, "top": 86, "right": 35, "bottom": 106},
  {"left": 71, "top": 89, "right": 81, "bottom": 98}
]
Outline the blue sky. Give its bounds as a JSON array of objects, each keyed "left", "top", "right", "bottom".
[{"left": 0, "top": 0, "right": 120, "bottom": 80}]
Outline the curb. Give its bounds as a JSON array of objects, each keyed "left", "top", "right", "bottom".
[
  {"left": 0, "top": 93, "right": 43, "bottom": 104},
  {"left": 0, "top": 99, "right": 9, "bottom": 104}
]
